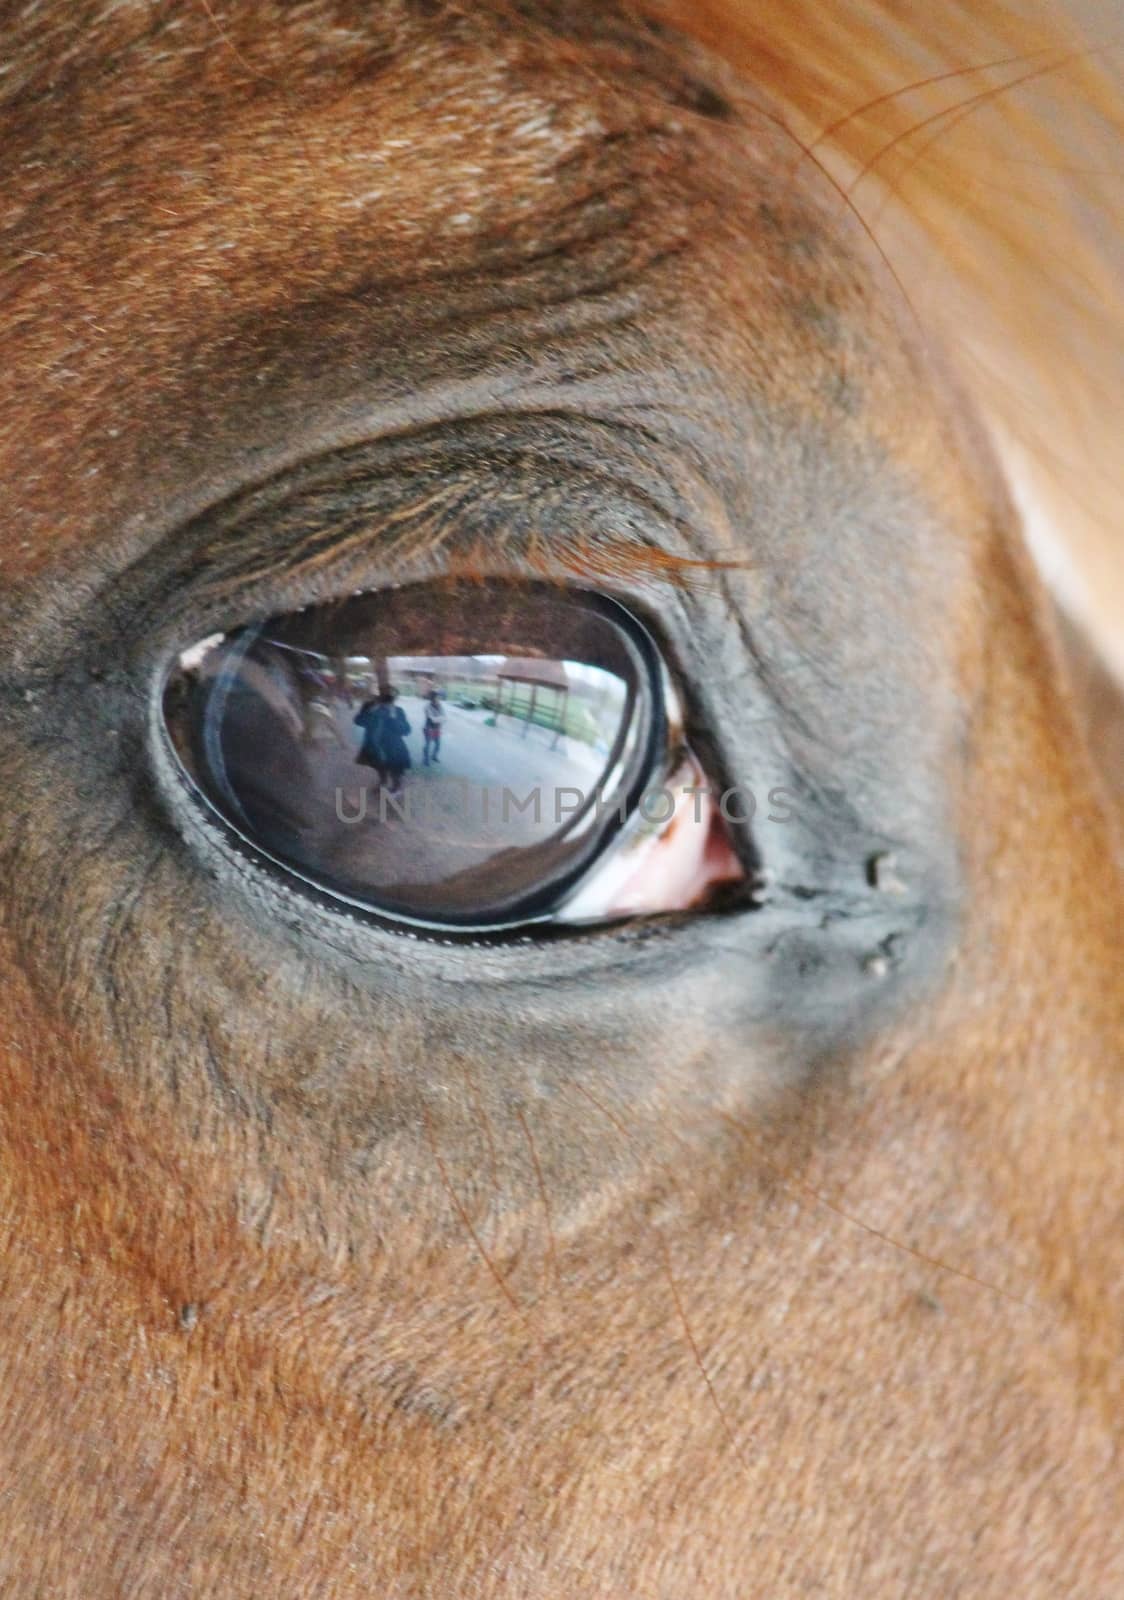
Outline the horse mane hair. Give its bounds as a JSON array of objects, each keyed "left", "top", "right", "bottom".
[{"left": 645, "top": 0, "right": 1124, "bottom": 686}]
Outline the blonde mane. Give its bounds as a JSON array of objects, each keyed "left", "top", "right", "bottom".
[{"left": 648, "top": 0, "right": 1124, "bottom": 683}]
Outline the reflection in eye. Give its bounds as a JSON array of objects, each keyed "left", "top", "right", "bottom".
[{"left": 163, "top": 581, "right": 748, "bottom": 932}]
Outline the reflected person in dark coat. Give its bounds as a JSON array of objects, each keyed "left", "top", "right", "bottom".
[{"left": 353, "top": 688, "right": 412, "bottom": 795}]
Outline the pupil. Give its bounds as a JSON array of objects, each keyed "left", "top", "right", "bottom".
[{"left": 164, "top": 582, "right": 662, "bottom": 927}]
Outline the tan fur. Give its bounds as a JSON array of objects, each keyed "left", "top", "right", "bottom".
[{"left": 0, "top": 3, "right": 1121, "bottom": 1596}]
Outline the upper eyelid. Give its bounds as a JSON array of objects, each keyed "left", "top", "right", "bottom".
[
  {"left": 187, "top": 478, "right": 705, "bottom": 599},
  {"left": 107, "top": 449, "right": 730, "bottom": 672}
]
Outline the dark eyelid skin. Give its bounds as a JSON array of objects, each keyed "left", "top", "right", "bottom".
[
  {"left": 107, "top": 420, "right": 711, "bottom": 655},
  {"left": 9, "top": 380, "right": 716, "bottom": 674},
  {"left": 5, "top": 159, "right": 969, "bottom": 1019},
  {"left": 0, "top": 400, "right": 953, "bottom": 1059}
]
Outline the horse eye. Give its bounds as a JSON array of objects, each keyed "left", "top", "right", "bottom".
[{"left": 162, "top": 580, "right": 747, "bottom": 933}]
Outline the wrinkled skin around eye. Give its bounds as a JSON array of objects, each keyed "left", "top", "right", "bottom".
[{"left": 0, "top": 4, "right": 1121, "bottom": 1599}]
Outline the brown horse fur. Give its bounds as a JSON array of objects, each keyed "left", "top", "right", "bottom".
[{"left": 0, "top": 2, "right": 1121, "bottom": 1595}]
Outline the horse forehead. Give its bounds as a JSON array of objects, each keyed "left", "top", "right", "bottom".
[
  {"left": 0, "top": 9, "right": 792, "bottom": 338},
  {"left": 2, "top": 7, "right": 694, "bottom": 265},
  {"left": 0, "top": 22, "right": 960, "bottom": 593}
]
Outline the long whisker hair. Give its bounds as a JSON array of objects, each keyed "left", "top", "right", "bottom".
[{"left": 644, "top": 0, "right": 1124, "bottom": 683}]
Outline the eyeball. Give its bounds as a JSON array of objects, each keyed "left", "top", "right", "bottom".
[{"left": 162, "top": 580, "right": 747, "bottom": 933}]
